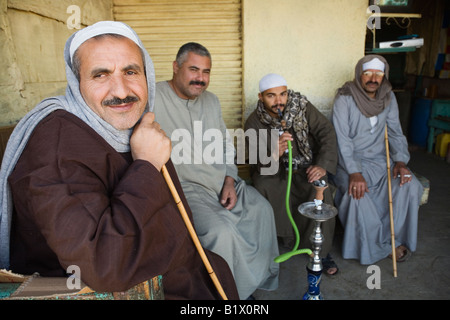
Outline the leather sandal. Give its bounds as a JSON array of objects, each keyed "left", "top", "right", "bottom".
[
  {"left": 389, "top": 245, "right": 411, "bottom": 262},
  {"left": 322, "top": 254, "right": 339, "bottom": 275}
]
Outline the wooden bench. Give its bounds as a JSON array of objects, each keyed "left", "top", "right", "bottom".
[{"left": 0, "top": 269, "right": 164, "bottom": 300}]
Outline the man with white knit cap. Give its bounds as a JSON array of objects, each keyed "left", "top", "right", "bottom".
[
  {"left": 332, "top": 55, "right": 423, "bottom": 265},
  {"left": 244, "top": 73, "right": 339, "bottom": 275},
  {"left": 0, "top": 21, "right": 239, "bottom": 299}
]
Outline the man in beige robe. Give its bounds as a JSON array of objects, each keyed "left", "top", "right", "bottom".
[{"left": 154, "top": 42, "right": 279, "bottom": 299}]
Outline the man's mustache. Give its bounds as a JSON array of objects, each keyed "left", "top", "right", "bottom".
[
  {"left": 271, "top": 104, "right": 285, "bottom": 110},
  {"left": 189, "top": 80, "right": 206, "bottom": 86},
  {"left": 365, "top": 81, "right": 379, "bottom": 86},
  {"left": 102, "top": 96, "right": 139, "bottom": 106}
]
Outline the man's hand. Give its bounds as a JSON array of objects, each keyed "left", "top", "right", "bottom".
[
  {"left": 348, "top": 172, "right": 369, "bottom": 200},
  {"left": 278, "top": 132, "right": 293, "bottom": 157},
  {"left": 220, "top": 176, "right": 237, "bottom": 210},
  {"left": 306, "top": 165, "right": 326, "bottom": 183},
  {"left": 393, "top": 161, "right": 412, "bottom": 186},
  {"left": 130, "top": 112, "right": 171, "bottom": 171}
]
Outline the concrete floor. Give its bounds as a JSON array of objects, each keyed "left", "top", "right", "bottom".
[{"left": 254, "top": 148, "right": 450, "bottom": 300}]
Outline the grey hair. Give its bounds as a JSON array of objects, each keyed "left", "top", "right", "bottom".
[{"left": 175, "top": 42, "right": 211, "bottom": 67}]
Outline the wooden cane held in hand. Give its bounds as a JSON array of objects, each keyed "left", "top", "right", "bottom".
[
  {"left": 161, "top": 165, "right": 228, "bottom": 300},
  {"left": 384, "top": 125, "right": 398, "bottom": 277}
]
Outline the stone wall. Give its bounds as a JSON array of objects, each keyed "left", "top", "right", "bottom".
[{"left": 0, "top": 0, "right": 113, "bottom": 126}]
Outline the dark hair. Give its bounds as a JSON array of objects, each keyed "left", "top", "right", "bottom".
[
  {"left": 175, "top": 42, "right": 211, "bottom": 67},
  {"left": 71, "top": 33, "right": 145, "bottom": 81}
]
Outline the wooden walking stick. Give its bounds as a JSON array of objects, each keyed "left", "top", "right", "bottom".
[
  {"left": 161, "top": 165, "right": 228, "bottom": 300},
  {"left": 384, "top": 124, "right": 398, "bottom": 277}
]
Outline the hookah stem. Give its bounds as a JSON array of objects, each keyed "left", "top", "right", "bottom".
[
  {"left": 274, "top": 139, "right": 313, "bottom": 263},
  {"left": 286, "top": 140, "right": 300, "bottom": 251},
  {"left": 274, "top": 108, "right": 312, "bottom": 263}
]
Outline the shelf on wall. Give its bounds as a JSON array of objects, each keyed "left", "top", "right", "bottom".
[
  {"left": 367, "top": 46, "right": 417, "bottom": 54},
  {"left": 366, "top": 12, "right": 422, "bottom": 53}
]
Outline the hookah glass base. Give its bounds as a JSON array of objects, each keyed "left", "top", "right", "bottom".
[{"left": 303, "top": 267, "right": 323, "bottom": 300}]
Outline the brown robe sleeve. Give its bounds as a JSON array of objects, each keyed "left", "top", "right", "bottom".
[
  {"left": 305, "top": 102, "right": 338, "bottom": 175},
  {"left": 9, "top": 110, "right": 239, "bottom": 299}
]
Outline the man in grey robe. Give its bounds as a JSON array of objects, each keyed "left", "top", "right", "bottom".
[
  {"left": 331, "top": 55, "right": 424, "bottom": 265},
  {"left": 154, "top": 42, "right": 279, "bottom": 299}
]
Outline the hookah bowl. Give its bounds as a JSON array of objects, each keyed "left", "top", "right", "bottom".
[{"left": 298, "top": 180, "right": 338, "bottom": 300}]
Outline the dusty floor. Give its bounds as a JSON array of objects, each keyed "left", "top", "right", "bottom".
[{"left": 254, "top": 148, "right": 450, "bottom": 300}]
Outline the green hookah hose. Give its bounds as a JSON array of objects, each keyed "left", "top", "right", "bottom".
[{"left": 274, "top": 140, "right": 313, "bottom": 263}]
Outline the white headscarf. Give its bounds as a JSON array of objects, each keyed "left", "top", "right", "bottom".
[
  {"left": 362, "top": 57, "right": 385, "bottom": 72},
  {"left": 0, "top": 21, "right": 155, "bottom": 268},
  {"left": 69, "top": 21, "right": 142, "bottom": 63}
]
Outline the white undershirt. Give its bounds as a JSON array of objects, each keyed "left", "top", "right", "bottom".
[{"left": 369, "top": 115, "right": 378, "bottom": 133}]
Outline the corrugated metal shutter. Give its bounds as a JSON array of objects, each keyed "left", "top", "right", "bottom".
[{"left": 113, "top": 0, "right": 243, "bottom": 129}]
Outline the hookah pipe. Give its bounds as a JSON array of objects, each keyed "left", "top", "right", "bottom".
[
  {"left": 272, "top": 109, "right": 336, "bottom": 300},
  {"left": 270, "top": 109, "right": 337, "bottom": 299},
  {"left": 274, "top": 109, "right": 313, "bottom": 263}
]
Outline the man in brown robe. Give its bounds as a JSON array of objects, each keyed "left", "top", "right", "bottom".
[
  {"left": 0, "top": 21, "right": 238, "bottom": 300},
  {"left": 244, "top": 73, "right": 339, "bottom": 275}
]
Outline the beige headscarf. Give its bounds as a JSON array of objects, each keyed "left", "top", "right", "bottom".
[{"left": 337, "top": 55, "right": 392, "bottom": 117}]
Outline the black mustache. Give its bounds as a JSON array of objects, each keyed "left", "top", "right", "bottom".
[
  {"left": 102, "top": 96, "right": 139, "bottom": 106},
  {"left": 272, "top": 104, "right": 285, "bottom": 109},
  {"left": 366, "top": 81, "right": 379, "bottom": 85},
  {"left": 189, "top": 80, "right": 206, "bottom": 86}
]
